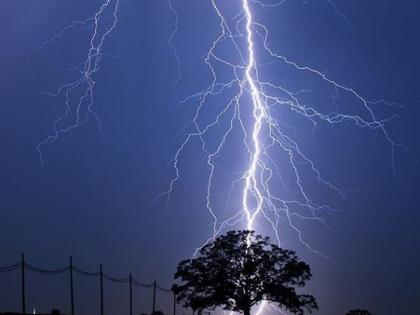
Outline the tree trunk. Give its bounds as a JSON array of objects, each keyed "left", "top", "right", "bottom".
[{"left": 243, "top": 307, "right": 251, "bottom": 315}]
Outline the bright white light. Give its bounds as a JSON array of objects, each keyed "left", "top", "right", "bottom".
[{"left": 163, "top": 0, "right": 400, "bottom": 257}]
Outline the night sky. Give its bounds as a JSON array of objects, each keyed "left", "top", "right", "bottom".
[{"left": 1, "top": 1, "right": 420, "bottom": 315}]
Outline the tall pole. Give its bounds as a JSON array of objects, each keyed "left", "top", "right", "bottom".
[
  {"left": 129, "top": 273, "right": 133, "bottom": 315},
  {"left": 100, "top": 265, "right": 104, "bottom": 315},
  {"left": 70, "top": 257, "right": 75, "bottom": 315},
  {"left": 21, "top": 253, "right": 26, "bottom": 315},
  {"left": 152, "top": 280, "right": 156, "bottom": 314},
  {"left": 173, "top": 292, "right": 176, "bottom": 315}
]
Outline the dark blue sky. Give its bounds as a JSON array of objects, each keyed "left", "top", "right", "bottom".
[{"left": 0, "top": 1, "right": 419, "bottom": 315}]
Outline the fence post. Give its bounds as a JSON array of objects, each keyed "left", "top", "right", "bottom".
[
  {"left": 129, "top": 273, "right": 133, "bottom": 315},
  {"left": 100, "top": 265, "right": 104, "bottom": 315},
  {"left": 21, "top": 253, "right": 26, "bottom": 315},
  {"left": 152, "top": 280, "right": 156, "bottom": 314},
  {"left": 173, "top": 292, "right": 176, "bottom": 315},
  {"left": 70, "top": 257, "right": 75, "bottom": 315}
]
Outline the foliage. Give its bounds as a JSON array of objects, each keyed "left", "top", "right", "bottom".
[{"left": 173, "top": 230, "right": 318, "bottom": 315}]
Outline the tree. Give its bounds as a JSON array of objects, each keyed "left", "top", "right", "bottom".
[
  {"left": 173, "top": 230, "right": 318, "bottom": 315},
  {"left": 346, "top": 310, "right": 372, "bottom": 315}
]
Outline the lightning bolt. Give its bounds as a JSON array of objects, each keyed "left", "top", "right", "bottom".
[
  {"left": 161, "top": 0, "right": 406, "bottom": 261},
  {"left": 34, "top": 0, "right": 121, "bottom": 165}
]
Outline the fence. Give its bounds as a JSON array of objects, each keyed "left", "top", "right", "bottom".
[{"left": 0, "top": 254, "right": 177, "bottom": 315}]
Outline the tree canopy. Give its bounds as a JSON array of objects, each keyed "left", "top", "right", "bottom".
[{"left": 173, "top": 230, "right": 318, "bottom": 315}]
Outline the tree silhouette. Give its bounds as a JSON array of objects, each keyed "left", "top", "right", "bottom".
[
  {"left": 173, "top": 230, "right": 318, "bottom": 315},
  {"left": 346, "top": 310, "right": 372, "bottom": 315}
]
